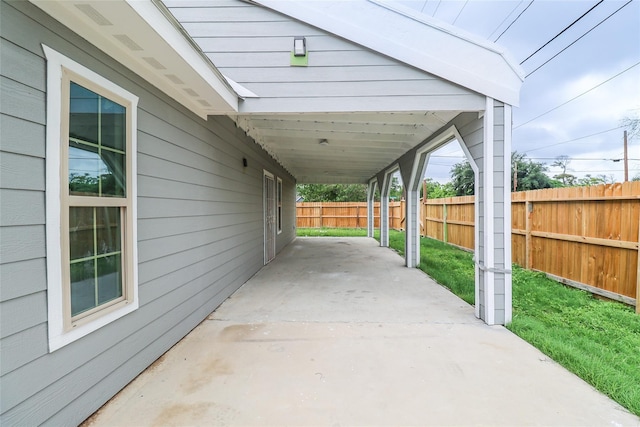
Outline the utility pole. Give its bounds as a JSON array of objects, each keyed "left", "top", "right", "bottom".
[
  {"left": 513, "top": 162, "right": 518, "bottom": 192},
  {"left": 623, "top": 130, "right": 629, "bottom": 182}
]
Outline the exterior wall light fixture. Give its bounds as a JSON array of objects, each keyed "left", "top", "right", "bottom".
[{"left": 293, "top": 37, "right": 306, "bottom": 57}]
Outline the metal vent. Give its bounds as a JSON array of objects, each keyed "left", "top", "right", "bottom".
[
  {"left": 198, "top": 100, "right": 212, "bottom": 107},
  {"left": 142, "top": 57, "right": 166, "bottom": 70},
  {"left": 113, "top": 34, "right": 143, "bottom": 51},
  {"left": 75, "top": 4, "right": 112, "bottom": 26},
  {"left": 183, "top": 88, "right": 198, "bottom": 97},
  {"left": 165, "top": 74, "right": 184, "bottom": 85}
]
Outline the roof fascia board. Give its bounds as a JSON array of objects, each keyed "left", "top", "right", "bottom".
[
  {"left": 249, "top": 0, "right": 523, "bottom": 106},
  {"left": 127, "top": 0, "right": 239, "bottom": 110},
  {"left": 370, "top": 0, "right": 525, "bottom": 80},
  {"left": 30, "top": 0, "right": 239, "bottom": 118}
]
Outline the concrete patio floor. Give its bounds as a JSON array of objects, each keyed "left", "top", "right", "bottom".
[{"left": 85, "top": 237, "right": 639, "bottom": 427}]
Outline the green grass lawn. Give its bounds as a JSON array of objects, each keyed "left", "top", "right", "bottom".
[
  {"left": 296, "top": 227, "right": 640, "bottom": 416},
  {"left": 297, "top": 227, "right": 369, "bottom": 237}
]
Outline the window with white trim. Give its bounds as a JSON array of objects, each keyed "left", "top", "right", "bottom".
[
  {"left": 277, "top": 177, "right": 283, "bottom": 234},
  {"left": 44, "top": 46, "right": 139, "bottom": 351}
]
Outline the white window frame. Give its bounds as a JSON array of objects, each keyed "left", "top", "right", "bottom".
[
  {"left": 276, "top": 177, "right": 283, "bottom": 234},
  {"left": 44, "top": 45, "right": 139, "bottom": 352}
]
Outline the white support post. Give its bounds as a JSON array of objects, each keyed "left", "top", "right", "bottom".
[
  {"left": 379, "top": 168, "right": 396, "bottom": 248},
  {"left": 482, "top": 97, "right": 496, "bottom": 325},
  {"left": 405, "top": 189, "right": 420, "bottom": 267},
  {"left": 476, "top": 98, "right": 513, "bottom": 326},
  {"left": 503, "top": 104, "right": 513, "bottom": 324},
  {"left": 367, "top": 179, "right": 377, "bottom": 238}
]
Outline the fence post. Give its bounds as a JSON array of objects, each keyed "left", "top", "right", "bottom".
[
  {"left": 525, "top": 198, "right": 532, "bottom": 269},
  {"left": 443, "top": 201, "right": 448, "bottom": 243},
  {"left": 637, "top": 222, "right": 639, "bottom": 314},
  {"left": 356, "top": 204, "right": 360, "bottom": 228}
]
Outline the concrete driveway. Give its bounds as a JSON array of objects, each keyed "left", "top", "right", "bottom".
[{"left": 85, "top": 237, "right": 639, "bottom": 426}]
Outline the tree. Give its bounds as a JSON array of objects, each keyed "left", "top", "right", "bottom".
[
  {"left": 575, "top": 174, "right": 614, "bottom": 187},
  {"left": 511, "top": 152, "right": 554, "bottom": 191},
  {"left": 388, "top": 174, "right": 403, "bottom": 200},
  {"left": 296, "top": 184, "right": 367, "bottom": 202},
  {"left": 421, "top": 178, "right": 456, "bottom": 199},
  {"left": 450, "top": 152, "right": 554, "bottom": 195},
  {"left": 450, "top": 160, "right": 475, "bottom": 196},
  {"left": 551, "top": 155, "right": 576, "bottom": 186},
  {"left": 621, "top": 113, "right": 639, "bottom": 140}
]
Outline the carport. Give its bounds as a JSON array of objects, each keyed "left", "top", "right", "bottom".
[
  {"left": 85, "top": 238, "right": 637, "bottom": 426},
  {"left": 164, "top": 0, "right": 521, "bottom": 325},
  {"left": 34, "top": 0, "right": 519, "bottom": 326}
]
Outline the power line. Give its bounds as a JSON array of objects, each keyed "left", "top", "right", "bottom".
[
  {"left": 520, "top": 0, "right": 603, "bottom": 65},
  {"left": 494, "top": 0, "right": 535, "bottom": 42},
  {"left": 452, "top": 0, "right": 469, "bottom": 25},
  {"left": 514, "top": 61, "right": 640, "bottom": 129},
  {"left": 433, "top": 0, "right": 443, "bottom": 17},
  {"left": 523, "top": 126, "right": 625, "bottom": 153},
  {"left": 488, "top": 1, "right": 524, "bottom": 40},
  {"left": 525, "top": 0, "right": 633, "bottom": 78}
]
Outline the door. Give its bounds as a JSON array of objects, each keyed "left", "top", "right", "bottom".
[{"left": 263, "top": 171, "right": 276, "bottom": 264}]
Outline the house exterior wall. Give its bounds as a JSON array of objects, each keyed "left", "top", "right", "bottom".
[
  {"left": 165, "top": 0, "right": 485, "bottom": 114},
  {"left": 0, "top": 1, "right": 295, "bottom": 424}
]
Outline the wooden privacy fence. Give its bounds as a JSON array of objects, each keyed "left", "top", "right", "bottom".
[{"left": 297, "top": 182, "right": 640, "bottom": 311}]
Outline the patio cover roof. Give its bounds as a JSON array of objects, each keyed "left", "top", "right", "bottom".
[{"left": 30, "top": 0, "right": 524, "bottom": 184}]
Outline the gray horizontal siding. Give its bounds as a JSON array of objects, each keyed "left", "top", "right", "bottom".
[
  {"left": 0, "top": 189, "right": 45, "bottom": 226},
  {"left": 167, "top": 0, "right": 481, "bottom": 114},
  {"left": 0, "top": 258, "right": 47, "bottom": 301},
  {"left": 0, "top": 151, "right": 45, "bottom": 191},
  {"left": 0, "top": 114, "right": 46, "bottom": 158},
  {"left": 0, "top": 76, "right": 46, "bottom": 125},
  {"left": 0, "top": 1, "right": 296, "bottom": 425},
  {"left": 0, "top": 324, "right": 48, "bottom": 376},
  {"left": 0, "top": 292, "right": 47, "bottom": 339}
]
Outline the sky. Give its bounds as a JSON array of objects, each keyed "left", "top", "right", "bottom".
[{"left": 396, "top": 0, "right": 640, "bottom": 184}]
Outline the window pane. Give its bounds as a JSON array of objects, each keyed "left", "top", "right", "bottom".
[
  {"left": 100, "top": 97, "right": 126, "bottom": 151},
  {"left": 68, "top": 82, "right": 126, "bottom": 198},
  {"left": 70, "top": 259, "right": 96, "bottom": 316},
  {"left": 70, "top": 82, "right": 99, "bottom": 144},
  {"left": 69, "top": 143, "right": 126, "bottom": 197},
  {"left": 97, "top": 254, "right": 122, "bottom": 305},
  {"left": 100, "top": 150, "right": 126, "bottom": 197},
  {"left": 96, "top": 207, "right": 121, "bottom": 254},
  {"left": 69, "top": 143, "right": 101, "bottom": 196},
  {"left": 69, "top": 207, "right": 95, "bottom": 260}
]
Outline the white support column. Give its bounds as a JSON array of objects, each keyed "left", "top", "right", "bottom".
[
  {"left": 404, "top": 188, "right": 420, "bottom": 267},
  {"left": 477, "top": 97, "right": 513, "bottom": 326},
  {"left": 367, "top": 178, "right": 377, "bottom": 238},
  {"left": 379, "top": 168, "right": 395, "bottom": 248},
  {"left": 482, "top": 97, "right": 496, "bottom": 325},
  {"left": 503, "top": 104, "right": 513, "bottom": 324}
]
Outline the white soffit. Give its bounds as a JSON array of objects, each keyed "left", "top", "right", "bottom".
[
  {"left": 29, "top": 0, "right": 239, "bottom": 118},
  {"left": 249, "top": 0, "right": 524, "bottom": 106}
]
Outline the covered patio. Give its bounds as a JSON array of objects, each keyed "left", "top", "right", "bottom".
[{"left": 85, "top": 238, "right": 637, "bottom": 426}]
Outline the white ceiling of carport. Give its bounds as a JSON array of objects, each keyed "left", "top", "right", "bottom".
[{"left": 233, "top": 111, "right": 460, "bottom": 184}]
